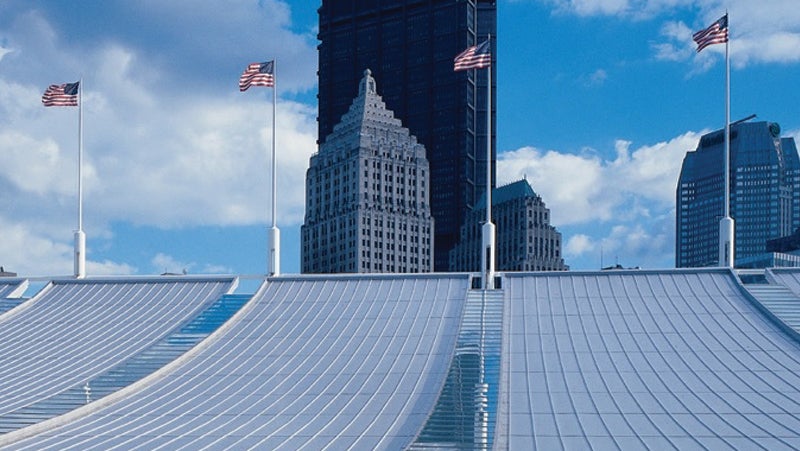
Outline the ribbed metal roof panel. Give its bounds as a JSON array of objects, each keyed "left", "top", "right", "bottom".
[
  {"left": 502, "top": 269, "right": 800, "bottom": 450},
  {"left": 8, "top": 274, "right": 468, "bottom": 450},
  {"left": 0, "top": 277, "right": 236, "bottom": 433},
  {"left": 0, "top": 279, "right": 27, "bottom": 299},
  {"left": 768, "top": 268, "right": 800, "bottom": 297}
]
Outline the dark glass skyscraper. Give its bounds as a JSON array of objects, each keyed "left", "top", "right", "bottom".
[
  {"left": 317, "top": 0, "right": 497, "bottom": 271},
  {"left": 676, "top": 120, "right": 800, "bottom": 267}
]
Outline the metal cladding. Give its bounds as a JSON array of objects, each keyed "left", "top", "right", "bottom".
[{"left": 3, "top": 270, "right": 800, "bottom": 449}]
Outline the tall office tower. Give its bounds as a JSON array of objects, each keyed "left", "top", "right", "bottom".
[
  {"left": 676, "top": 120, "right": 800, "bottom": 267},
  {"left": 449, "top": 180, "right": 569, "bottom": 272},
  {"left": 302, "top": 70, "right": 434, "bottom": 274},
  {"left": 318, "top": 0, "right": 497, "bottom": 271}
]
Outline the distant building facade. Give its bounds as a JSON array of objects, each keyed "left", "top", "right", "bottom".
[
  {"left": 449, "top": 179, "right": 568, "bottom": 272},
  {"left": 0, "top": 267, "right": 16, "bottom": 277},
  {"left": 318, "top": 0, "right": 497, "bottom": 271},
  {"left": 676, "top": 120, "right": 800, "bottom": 267},
  {"left": 302, "top": 70, "right": 434, "bottom": 274},
  {"left": 735, "top": 227, "right": 800, "bottom": 269}
]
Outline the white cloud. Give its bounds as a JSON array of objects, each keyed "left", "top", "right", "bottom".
[
  {"left": 497, "top": 130, "right": 702, "bottom": 226},
  {"left": 544, "top": 0, "right": 693, "bottom": 18},
  {"left": 561, "top": 213, "right": 675, "bottom": 269},
  {"left": 0, "top": 131, "right": 75, "bottom": 196},
  {"left": 565, "top": 234, "right": 594, "bottom": 256},
  {"left": 498, "top": 131, "right": 701, "bottom": 270},
  {"left": 0, "top": 217, "right": 135, "bottom": 277},
  {"left": 84, "top": 93, "right": 316, "bottom": 228},
  {"left": 151, "top": 252, "right": 232, "bottom": 275},
  {"left": 653, "top": 21, "right": 694, "bottom": 62},
  {"left": 733, "top": 32, "right": 800, "bottom": 66},
  {"left": 0, "top": 1, "right": 318, "bottom": 276},
  {"left": 116, "top": 0, "right": 317, "bottom": 94},
  {"left": 151, "top": 253, "right": 190, "bottom": 275},
  {"left": 581, "top": 69, "right": 608, "bottom": 87},
  {"left": 601, "top": 220, "right": 673, "bottom": 266},
  {"left": 543, "top": 0, "right": 800, "bottom": 67}
]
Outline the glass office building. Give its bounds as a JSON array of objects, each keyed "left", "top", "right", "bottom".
[
  {"left": 317, "top": 0, "right": 497, "bottom": 271},
  {"left": 676, "top": 120, "right": 800, "bottom": 267}
]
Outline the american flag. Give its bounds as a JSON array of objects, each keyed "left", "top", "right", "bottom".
[
  {"left": 239, "top": 61, "right": 274, "bottom": 91},
  {"left": 42, "top": 82, "right": 80, "bottom": 107},
  {"left": 454, "top": 39, "right": 491, "bottom": 71},
  {"left": 693, "top": 14, "right": 728, "bottom": 53}
]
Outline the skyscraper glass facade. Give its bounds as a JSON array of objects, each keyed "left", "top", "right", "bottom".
[
  {"left": 317, "top": 0, "right": 497, "bottom": 271},
  {"left": 676, "top": 120, "right": 800, "bottom": 267}
]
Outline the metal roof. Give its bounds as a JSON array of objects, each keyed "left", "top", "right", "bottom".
[
  {"left": 0, "top": 279, "right": 27, "bottom": 299},
  {"left": 0, "top": 279, "right": 29, "bottom": 316},
  {"left": 0, "top": 277, "right": 236, "bottom": 436},
  {"left": 7, "top": 275, "right": 469, "bottom": 450},
  {"left": 502, "top": 269, "right": 800, "bottom": 450},
  {"left": 3, "top": 270, "right": 800, "bottom": 450}
]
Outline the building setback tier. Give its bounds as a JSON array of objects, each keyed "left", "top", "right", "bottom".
[{"left": 302, "top": 70, "right": 434, "bottom": 274}]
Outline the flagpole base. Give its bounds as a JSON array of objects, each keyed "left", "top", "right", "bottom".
[
  {"left": 268, "top": 226, "right": 280, "bottom": 277},
  {"left": 719, "top": 216, "right": 734, "bottom": 268},
  {"left": 74, "top": 230, "right": 86, "bottom": 279},
  {"left": 481, "top": 221, "right": 496, "bottom": 290}
]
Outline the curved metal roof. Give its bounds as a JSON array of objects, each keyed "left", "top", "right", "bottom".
[
  {"left": 502, "top": 269, "right": 800, "bottom": 450},
  {"left": 8, "top": 275, "right": 469, "bottom": 450},
  {"left": 4, "top": 270, "right": 800, "bottom": 450},
  {"left": 0, "top": 279, "right": 27, "bottom": 299},
  {"left": 0, "top": 277, "right": 236, "bottom": 435}
]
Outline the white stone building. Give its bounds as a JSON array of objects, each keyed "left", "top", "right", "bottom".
[{"left": 302, "top": 70, "right": 434, "bottom": 274}]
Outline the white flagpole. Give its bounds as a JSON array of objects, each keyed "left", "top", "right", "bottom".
[
  {"left": 74, "top": 78, "right": 86, "bottom": 278},
  {"left": 719, "top": 15, "right": 734, "bottom": 268},
  {"left": 267, "top": 61, "right": 280, "bottom": 276},
  {"left": 480, "top": 35, "right": 495, "bottom": 290}
]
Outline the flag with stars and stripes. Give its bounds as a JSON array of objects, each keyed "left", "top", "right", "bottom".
[
  {"left": 239, "top": 61, "right": 275, "bottom": 91},
  {"left": 42, "top": 82, "right": 80, "bottom": 107},
  {"left": 454, "top": 39, "right": 491, "bottom": 71},
  {"left": 693, "top": 14, "right": 728, "bottom": 53}
]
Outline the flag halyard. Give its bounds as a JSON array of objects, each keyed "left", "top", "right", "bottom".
[
  {"left": 239, "top": 61, "right": 275, "bottom": 91},
  {"left": 42, "top": 82, "right": 80, "bottom": 107}
]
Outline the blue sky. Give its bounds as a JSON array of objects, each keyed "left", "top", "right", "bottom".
[{"left": 1, "top": 0, "right": 799, "bottom": 276}]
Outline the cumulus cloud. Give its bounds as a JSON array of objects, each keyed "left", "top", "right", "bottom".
[
  {"left": 0, "top": 1, "right": 318, "bottom": 276},
  {"left": 652, "top": 21, "right": 694, "bottom": 62},
  {"left": 542, "top": 0, "right": 800, "bottom": 68},
  {"left": 0, "top": 217, "right": 135, "bottom": 276},
  {"left": 498, "top": 131, "right": 701, "bottom": 269},
  {"left": 565, "top": 234, "right": 593, "bottom": 256},
  {"left": 151, "top": 252, "right": 233, "bottom": 275},
  {"left": 544, "top": 0, "right": 693, "bottom": 18},
  {"left": 560, "top": 214, "right": 675, "bottom": 269},
  {"left": 497, "top": 130, "right": 702, "bottom": 226},
  {"left": 151, "top": 253, "right": 190, "bottom": 275}
]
